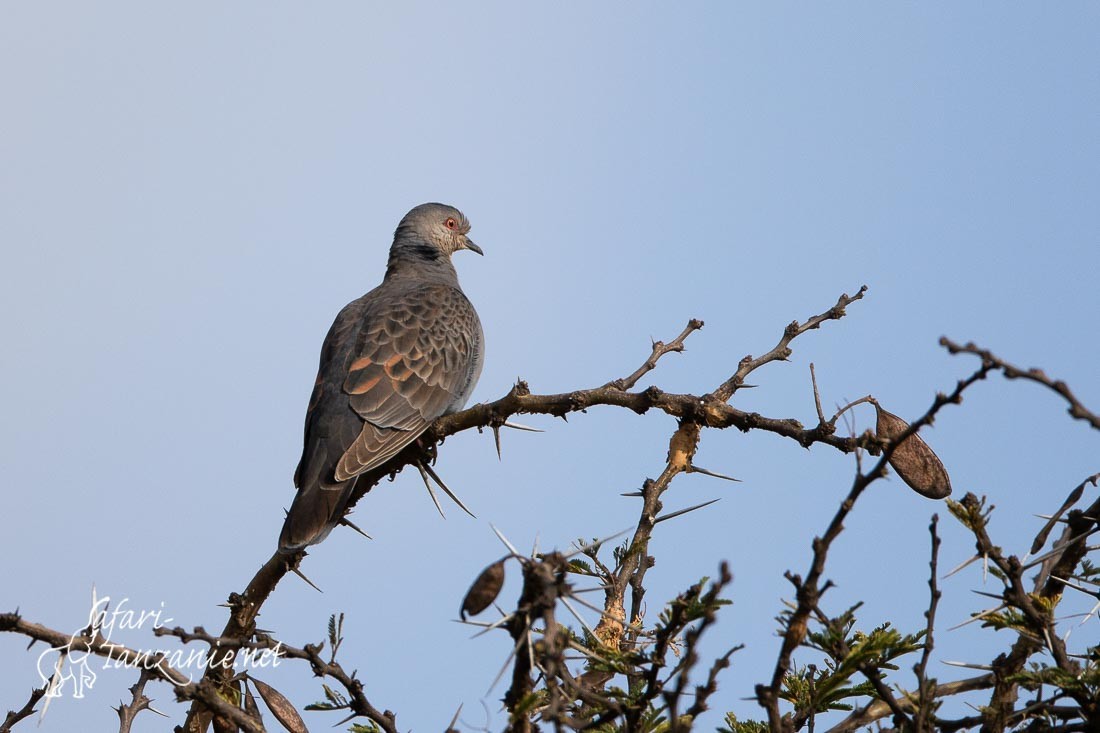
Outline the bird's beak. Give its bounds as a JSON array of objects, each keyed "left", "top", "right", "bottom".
[{"left": 462, "top": 237, "right": 484, "bottom": 256}]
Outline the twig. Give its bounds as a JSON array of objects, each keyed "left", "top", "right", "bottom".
[
  {"left": 607, "top": 319, "right": 704, "bottom": 391},
  {"left": 810, "top": 363, "right": 826, "bottom": 424},
  {"left": 0, "top": 612, "right": 262, "bottom": 733},
  {"left": 940, "top": 337, "right": 1100, "bottom": 430},
  {"left": 912, "top": 514, "right": 942, "bottom": 732},
  {"left": 0, "top": 686, "right": 46, "bottom": 733},
  {"left": 114, "top": 669, "right": 162, "bottom": 733},
  {"left": 758, "top": 359, "right": 991, "bottom": 732},
  {"left": 155, "top": 623, "right": 398, "bottom": 733},
  {"left": 825, "top": 674, "right": 995, "bottom": 733},
  {"left": 952, "top": 488, "right": 1100, "bottom": 728},
  {"left": 711, "top": 286, "right": 867, "bottom": 402}
]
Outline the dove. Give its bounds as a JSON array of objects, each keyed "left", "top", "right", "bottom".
[{"left": 279, "top": 203, "right": 484, "bottom": 551}]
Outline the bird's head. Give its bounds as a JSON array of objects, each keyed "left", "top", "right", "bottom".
[{"left": 393, "top": 203, "right": 483, "bottom": 260}]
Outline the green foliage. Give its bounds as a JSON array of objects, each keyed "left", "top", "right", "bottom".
[
  {"left": 1012, "top": 660, "right": 1100, "bottom": 696},
  {"left": 1079, "top": 558, "right": 1098, "bottom": 580},
  {"left": 777, "top": 605, "right": 925, "bottom": 721},
  {"left": 305, "top": 683, "right": 348, "bottom": 711},
  {"left": 978, "top": 607, "right": 1032, "bottom": 635},
  {"left": 568, "top": 558, "right": 596, "bottom": 576},
  {"left": 329, "top": 612, "right": 345, "bottom": 658},
  {"left": 348, "top": 722, "right": 383, "bottom": 733},
  {"left": 717, "top": 712, "right": 769, "bottom": 733},
  {"left": 946, "top": 494, "right": 994, "bottom": 532},
  {"left": 781, "top": 666, "right": 876, "bottom": 715},
  {"left": 655, "top": 576, "right": 731, "bottom": 630},
  {"left": 511, "top": 689, "right": 549, "bottom": 719},
  {"left": 585, "top": 707, "right": 676, "bottom": 733}
]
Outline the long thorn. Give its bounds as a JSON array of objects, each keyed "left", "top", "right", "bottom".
[
  {"left": 970, "top": 589, "right": 1005, "bottom": 601},
  {"left": 468, "top": 613, "right": 517, "bottom": 638},
  {"left": 941, "top": 660, "right": 994, "bottom": 671},
  {"left": 334, "top": 711, "right": 359, "bottom": 727},
  {"left": 290, "top": 566, "right": 323, "bottom": 593},
  {"left": 943, "top": 553, "right": 982, "bottom": 579},
  {"left": 559, "top": 596, "right": 599, "bottom": 640},
  {"left": 503, "top": 421, "right": 543, "bottom": 432},
  {"left": 447, "top": 704, "right": 463, "bottom": 732},
  {"left": 416, "top": 462, "right": 447, "bottom": 519},
  {"left": 420, "top": 461, "right": 477, "bottom": 518},
  {"left": 339, "top": 517, "right": 373, "bottom": 540},
  {"left": 490, "top": 524, "right": 521, "bottom": 556},
  {"left": 1051, "top": 576, "right": 1100, "bottom": 599},
  {"left": 566, "top": 593, "right": 639, "bottom": 627},
  {"left": 1021, "top": 531, "right": 1100, "bottom": 571},
  {"left": 571, "top": 585, "right": 615, "bottom": 594},
  {"left": 1078, "top": 600, "right": 1100, "bottom": 627},
  {"left": 565, "top": 638, "right": 616, "bottom": 666},
  {"left": 687, "top": 465, "right": 741, "bottom": 483},
  {"left": 948, "top": 603, "right": 1007, "bottom": 631},
  {"left": 654, "top": 498, "right": 721, "bottom": 525},
  {"left": 487, "top": 632, "right": 527, "bottom": 695},
  {"left": 563, "top": 529, "right": 631, "bottom": 560}
]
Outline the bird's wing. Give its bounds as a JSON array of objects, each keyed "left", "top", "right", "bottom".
[
  {"left": 335, "top": 283, "right": 480, "bottom": 481},
  {"left": 292, "top": 301, "right": 364, "bottom": 491}
]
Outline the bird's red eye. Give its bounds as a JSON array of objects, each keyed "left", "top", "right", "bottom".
[{"left": 445, "top": 218, "right": 458, "bottom": 230}]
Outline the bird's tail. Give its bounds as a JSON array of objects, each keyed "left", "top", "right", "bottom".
[{"left": 278, "top": 478, "right": 356, "bottom": 552}]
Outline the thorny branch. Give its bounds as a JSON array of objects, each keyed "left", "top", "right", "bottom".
[
  {"left": 607, "top": 318, "right": 705, "bottom": 391},
  {"left": 480, "top": 290, "right": 869, "bottom": 732},
  {"left": 170, "top": 286, "right": 871, "bottom": 731},
  {"left": 824, "top": 674, "right": 996, "bottom": 733},
  {"left": 7, "top": 284, "right": 1098, "bottom": 733},
  {"left": 941, "top": 337, "right": 1100, "bottom": 430},
  {"left": 152, "top": 623, "right": 398, "bottom": 733},
  {"left": 0, "top": 686, "right": 45, "bottom": 733},
  {"left": 0, "top": 613, "right": 263, "bottom": 733},
  {"left": 803, "top": 473, "right": 1100, "bottom": 733},
  {"left": 911, "top": 515, "right": 942, "bottom": 733},
  {"left": 954, "top": 486, "right": 1100, "bottom": 730},
  {"left": 114, "top": 669, "right": 161, "bottom": 733},
  {"left": 756, "top": 358, "right": 994, "bottom": 733}
]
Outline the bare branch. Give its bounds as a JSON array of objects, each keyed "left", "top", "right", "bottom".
[
  {"left": 826, "top": 674, "right": 996, "bottom": 733},
  {"left": 941, "top": 337, "right": 1100, "bottom": 430},
  {"left": 711, "top": 286, "right": 868, "bottom": 402},
  {"left": 0, "top": 686, "right": 46, "bottom": 733},
  {"left": 607, "top": 319, "right": 705, "bottom": 391},
  {"left": 114, "top": 669, "right": 163, "bottom": 733},
  {"left": 912, "top": 514, "right": 942, "bottom": 732},
  {"left": 0, "top": 613, "right": 262, "bottom": 733}
]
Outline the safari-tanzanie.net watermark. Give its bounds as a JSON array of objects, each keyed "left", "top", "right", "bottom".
[{"left": 37, "top": 588, "right": 283, "bottom": 701}]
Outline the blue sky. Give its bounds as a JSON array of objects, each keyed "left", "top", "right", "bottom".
[{"left": 2, "top": 4, "right": 1098, "bottom": 731}]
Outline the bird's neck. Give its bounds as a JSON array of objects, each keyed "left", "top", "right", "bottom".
[{"left": 385, "top": 237, "right": 460, "bottom": 284}]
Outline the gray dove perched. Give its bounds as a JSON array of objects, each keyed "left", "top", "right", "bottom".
[{"left": 279, "top": 203, "right": 484, "bottom": 551}]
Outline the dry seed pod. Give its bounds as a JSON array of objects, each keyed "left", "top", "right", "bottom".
[
  {"left": 251, "top": 676, "right": 308, "bottom": 733},
  {"left": 243, "top": 682, "right": 262, "bottom": 721},
  {"left": 875, "top": 406, "right": 952, "bottom": 499},
  {"left": 461, "top": 559, "right": 506, "bottom": 620}
]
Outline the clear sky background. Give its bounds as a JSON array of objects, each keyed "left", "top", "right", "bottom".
[{"left": 2, "top": 4, "right": 1098, "bottom": 731}]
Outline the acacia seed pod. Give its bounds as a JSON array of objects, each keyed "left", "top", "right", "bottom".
[
  {"left": 875, "top": 406, "right": 952, "bottom": 500},
  {"left": 461, "top": 559, "right": 506, "bottom": 620},
  {"left": 251, "top": 677, "right": 308, "bottom": 733}
]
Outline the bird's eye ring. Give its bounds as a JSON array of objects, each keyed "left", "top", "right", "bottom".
[{"left": 445, "top": 218, "right": 458, "bottom": 230}]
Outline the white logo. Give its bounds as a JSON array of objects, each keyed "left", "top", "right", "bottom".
[{"left": 36, "top": 587, "right": 282, "bottom": 711}]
